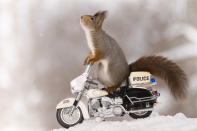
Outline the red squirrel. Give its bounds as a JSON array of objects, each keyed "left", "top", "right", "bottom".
[{"left": 80, "top": 10, "right": 188, "bottom": 100}]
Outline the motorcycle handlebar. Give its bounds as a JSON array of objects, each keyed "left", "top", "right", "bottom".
[
  {"left": 86, "top": 80, "right": 98, "bottom": 86},
  {"left": 84, "top": 63, "right": 93, "bottom": 74}
]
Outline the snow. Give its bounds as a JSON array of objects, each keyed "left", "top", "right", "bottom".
[{"left": 52, "top": 112, "right": 197, "bottom": 131}]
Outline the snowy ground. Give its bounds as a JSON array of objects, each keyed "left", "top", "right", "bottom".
[{"left": 52, "top": 112, "right": 197, "bottom": 131}]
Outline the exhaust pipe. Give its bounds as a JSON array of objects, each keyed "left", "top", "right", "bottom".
[{"left": 128, "top": 108, "right": 153, "bottom": 113}]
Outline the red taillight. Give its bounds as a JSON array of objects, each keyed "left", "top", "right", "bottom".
[{"left": 154, "top": 90, "right": 158, "bottom": 94}]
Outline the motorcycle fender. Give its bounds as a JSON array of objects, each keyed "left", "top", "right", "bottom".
[{"left": 56, "top": 98, "right": 90, "bottom": 119}]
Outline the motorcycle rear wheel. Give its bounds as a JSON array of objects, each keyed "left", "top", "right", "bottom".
[
  {"left": 56, "top": 107, "right": 83, "bottom": 128},
  {"left": 129, "top": 111, "right": 152, "bottom": 119}
]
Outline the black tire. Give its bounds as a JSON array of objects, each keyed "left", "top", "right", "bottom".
[
  {"left": 129, "top": 111, "right": 152, "bottom": 119},
  {"left": 56, "top": 107, "right": 83, "bottom": 128}
]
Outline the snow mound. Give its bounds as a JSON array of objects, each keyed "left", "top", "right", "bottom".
[{"left": 52, "top": 113, "right": 197, "bottom": 131}]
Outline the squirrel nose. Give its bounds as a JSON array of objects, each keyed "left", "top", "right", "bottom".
[{"left": 81, "top": 16, "right": 83, "bottom": 19}]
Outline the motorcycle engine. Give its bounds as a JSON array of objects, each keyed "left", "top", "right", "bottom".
[
  {"left": 91, "top": 99, "right": 101, "bottom": 110},
  {"left": 101, "top": 97, "right": 113, "bottom": 107},
  {"left": 89, "top": 97, "right": 124, "bottom": 117}
]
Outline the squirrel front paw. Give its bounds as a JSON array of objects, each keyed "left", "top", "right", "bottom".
[
  {"left": 84, "top": 56, "right": 89, "bottom": 65},
  {"left": 84, "top": 56, "right": 94, "bottom": 65}
]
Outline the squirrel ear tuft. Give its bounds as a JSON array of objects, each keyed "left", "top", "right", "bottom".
[
  {"left": 94, "top": 10, "right": 107, "bottom": 18},
  {"left": 94, "top": 10, "right": 108, "bottom": 29},
  {"left": 100, "top": 10, "right": 107, "bottom": 18},
  {"left": 94, "top": 11, "right": 100, "bottom": 17}
]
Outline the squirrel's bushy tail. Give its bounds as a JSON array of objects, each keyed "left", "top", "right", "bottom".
[{"left": 129, "top": 56, "right": 188, "bottom": 100}]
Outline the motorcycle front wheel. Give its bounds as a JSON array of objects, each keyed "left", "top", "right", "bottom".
[
  {"left": 129, "top": 111, "right": 152, "bottom": 119},
  {"left": 56, "top": 107, "right": 83, "bottom": 128}
]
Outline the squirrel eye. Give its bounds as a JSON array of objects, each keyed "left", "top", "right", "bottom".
[{"left": 90, "top": 17, "right": 94, "bottom": 21}]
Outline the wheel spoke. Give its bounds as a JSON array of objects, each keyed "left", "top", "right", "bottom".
[{"left": 60, "top": 107, "right": 81, "bottom": 125}]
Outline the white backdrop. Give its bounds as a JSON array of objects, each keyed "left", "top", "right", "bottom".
[{"left": 1, "top": 0, "right": 197, "bottom": 131}]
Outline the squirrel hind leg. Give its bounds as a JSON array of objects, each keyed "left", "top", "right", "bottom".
[{"left": 105, "top": 86, "right": 117, "bottom": 93}]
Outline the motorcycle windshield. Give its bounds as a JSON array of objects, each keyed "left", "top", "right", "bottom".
[{"left": 70, "top": 73, "right": 88, "bottom": 93}]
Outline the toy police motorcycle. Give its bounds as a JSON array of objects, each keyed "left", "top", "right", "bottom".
[{"left": 56, "top": 64, "right": 160, "bottom": 128}]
